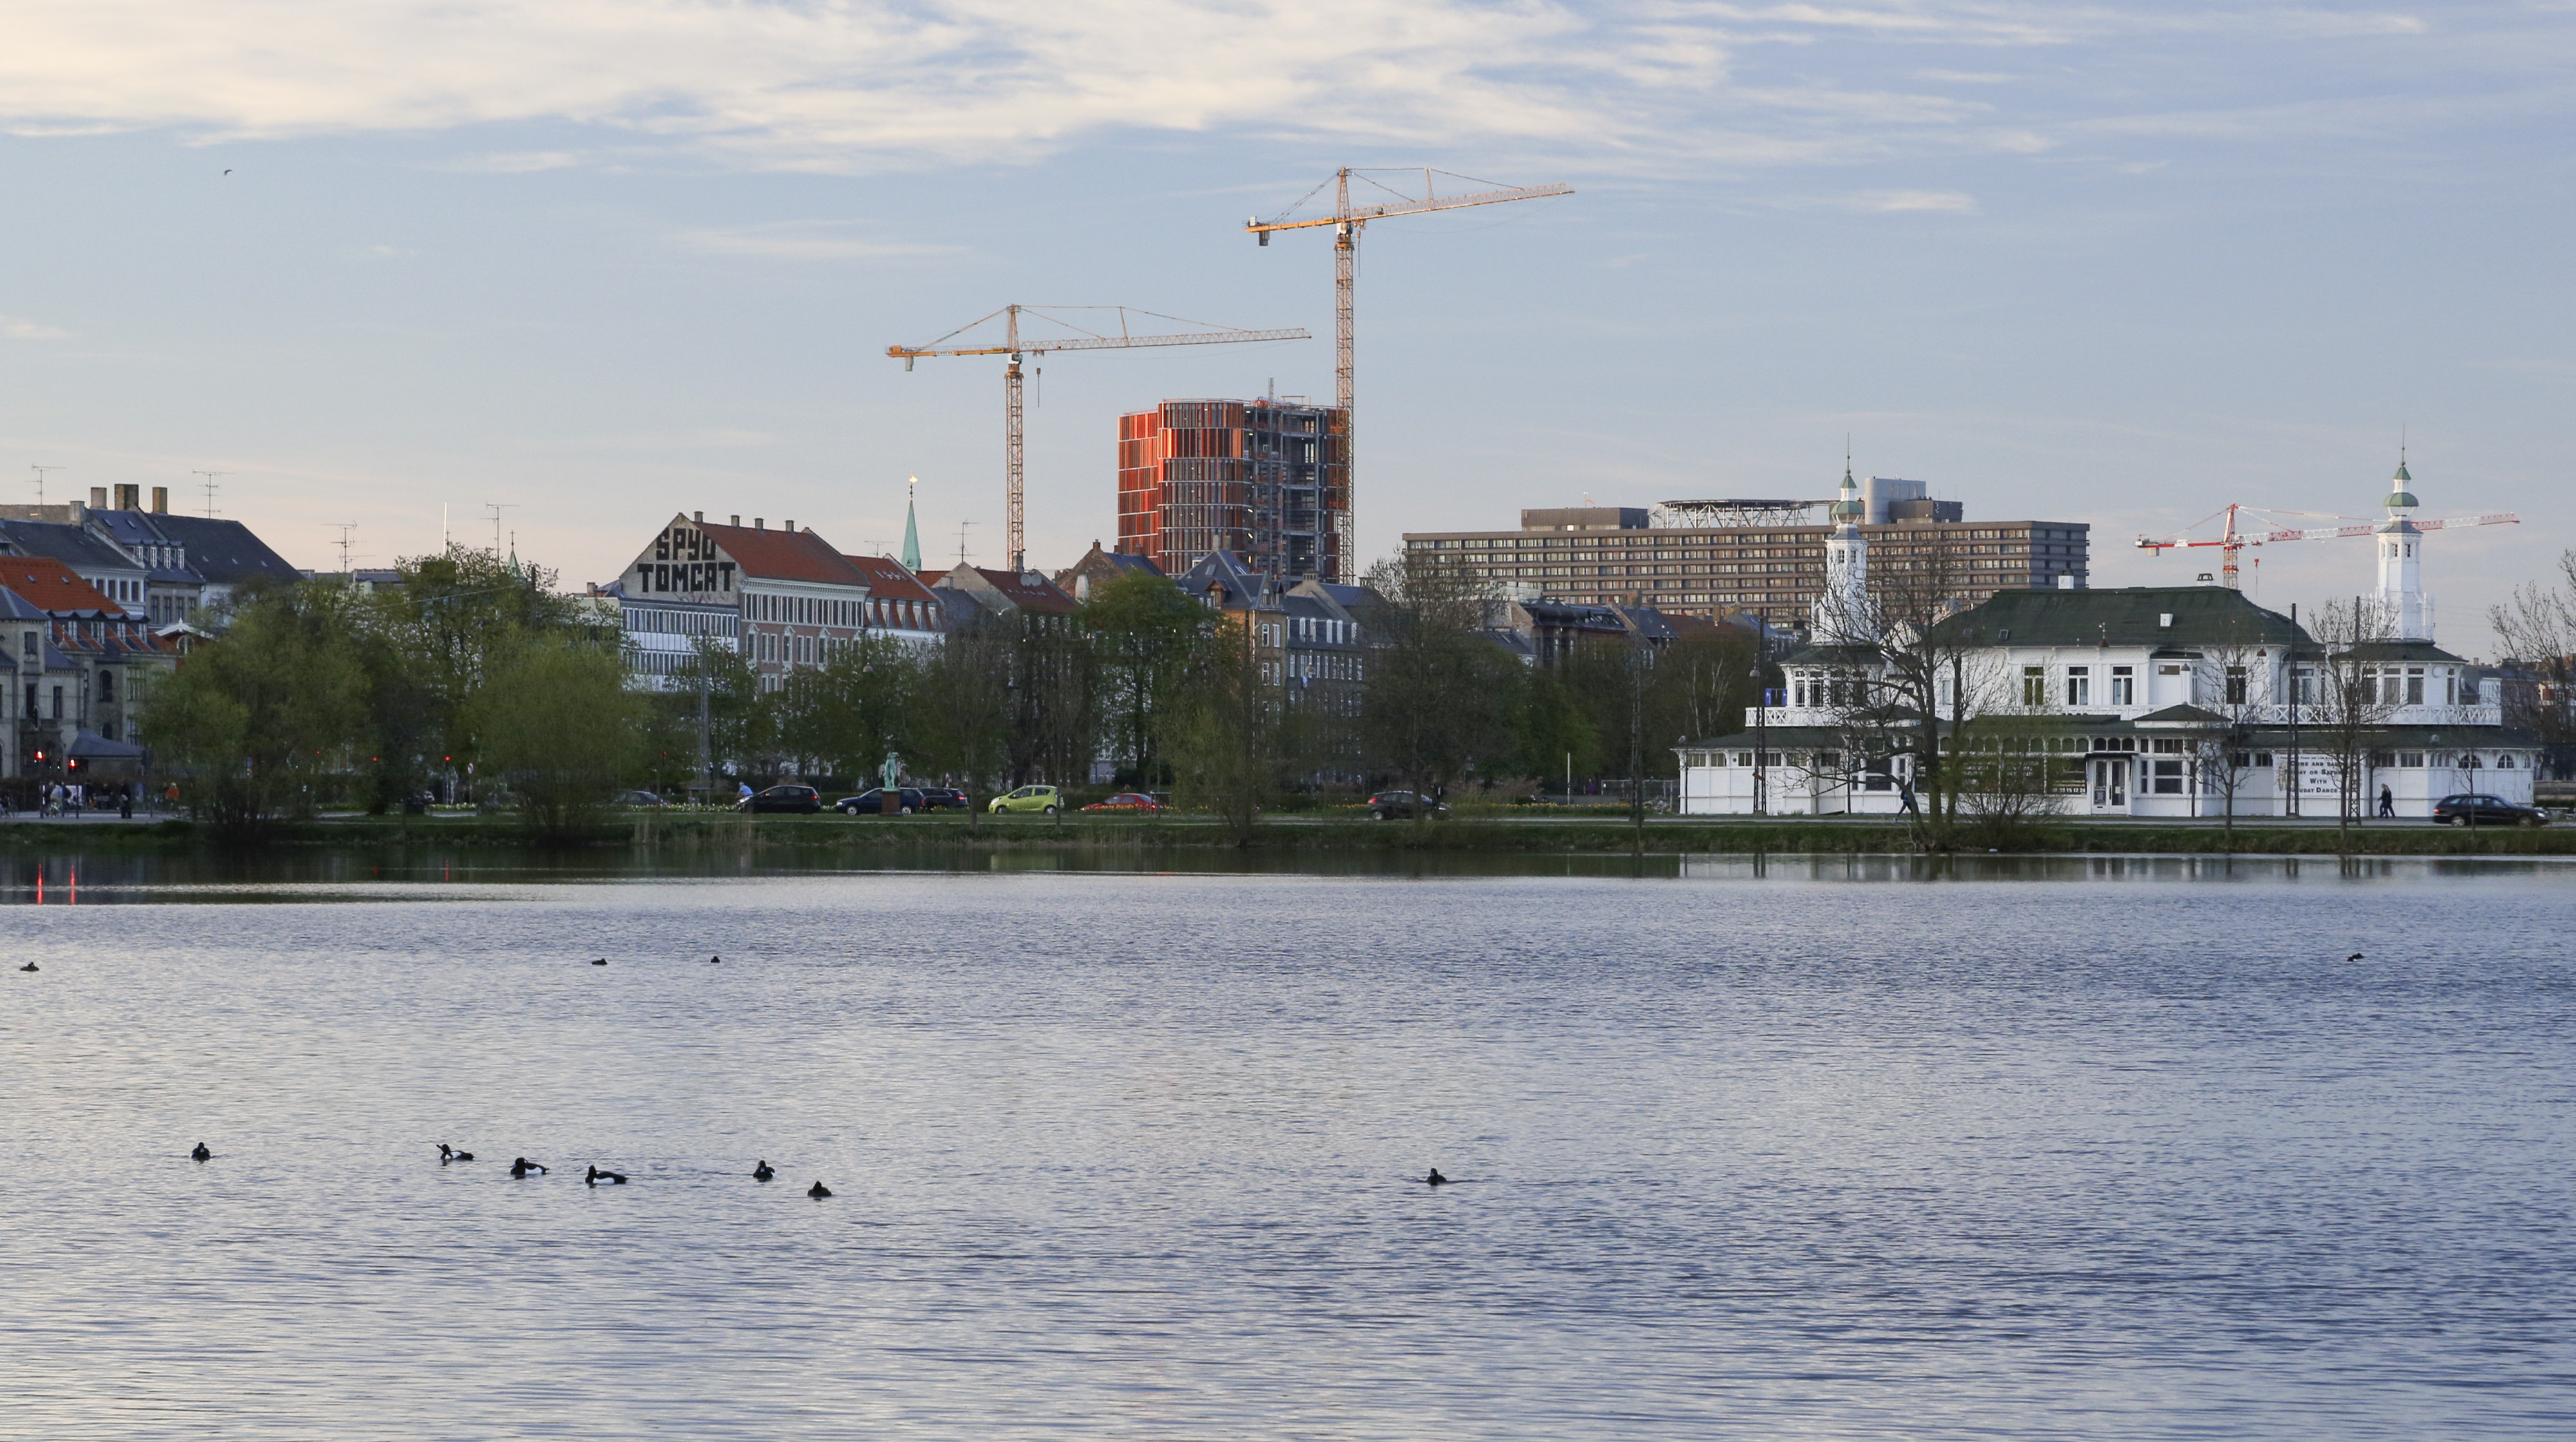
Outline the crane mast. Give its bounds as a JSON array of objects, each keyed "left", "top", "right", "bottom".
[
  {"left": 891, "top": 305, "right": 1308, "bottom": 573},
  {"left": 1248, "top": 169, "right": 1572, "bottom": 582}
]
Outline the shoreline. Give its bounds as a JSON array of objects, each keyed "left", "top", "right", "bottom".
[{"left": 3, "top": 811, "right": 2571, "bottom": 858}]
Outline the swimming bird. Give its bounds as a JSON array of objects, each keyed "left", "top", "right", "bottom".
[
  {"left": 2347, "top": 953, "right": 2365, "bottom": 962},
  {"left": 709, "top": 954, "right": 723, "bottom": 964},
  {"left": 17, "top": 962, "right": 35, "bottom": 972},
  {"left": 807, "top": 1181, "right": 832, "bottom": 1199},
  {"left": 510, "top": 1157, "right": 546, "bottom": 1177},
  {"left": 1423, "top": 1168, "right": 1448, "bottom": 1186},
  {"left": 191, "top": 1143, "right": 212, "bottom": 1161},
  {"left": 752, "top": 1161, "right": 775, "bottom": 1181},
  {"left": 591, "top": 958, "right": 608, "bottom": 966},
  {"left": 585, "top": 1166, "right": 627, "bottom": 1186},
  {"left": 439, "top": 1144, "right": 475, "bottom": 1162}
]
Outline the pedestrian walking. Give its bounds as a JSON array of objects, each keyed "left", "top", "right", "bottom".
[
  {"left": 2377, "top": 783, "right": 2395, "bottom": 819},
  {"left": 1899, "top": 777, "right": 1920, "bottom": 817}
]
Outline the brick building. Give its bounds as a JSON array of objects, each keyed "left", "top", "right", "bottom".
[{"left": 1117, "top": 398, "right": 1350, "bottom": 584}]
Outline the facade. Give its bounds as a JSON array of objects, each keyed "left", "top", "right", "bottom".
[
  {"left": 1053, "top": 542, "right": 1163, "bottom": 602},
  {"left": 612, "top": 513, "right": 874, "bottom": 691},
  {"left": 1173, "top": 552, "right": 1378, "bottom": 775},
  {"left": 925, "top": 565, "right": 1079, "bottom": 629},
  {"left": 1676, "top": 465, "right": 2535, "bottom": 819},
  {"left": 1117, "top": 398, "right": 1350, "bottom": 584},
  {"left": 1403, "top": 487, "right": 2088, "bottom": 632},
  {"left": 841, "top": 554, "right": 947, "bottom": 647},
  {"left": 3, "top": 556, "right": 178, "bottom": 780},
  {"left": 1, "top": 488, "right": 301, "bottom": 627}
]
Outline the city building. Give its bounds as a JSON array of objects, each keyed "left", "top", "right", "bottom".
[
  {"left": 924, "top": 565, "right": 1079, "bottom": 629},
  {"left": 1117, "top": 397, "right": 1350, "bottom": 584},
  {"left": 1403, "top": 482, "right": 2088, "bottom": 633},
  {"left": 611, "top": 513, "right": 874, "bottom": 691},
  {"left": 3, "top": 555, "right": 178, "bottom": 779},
  {"left": 1053, "top": 541, "right": 1162, "bottom": 602},
  {"left": 841, "top": 554, "right": 946, "bottom": 647},
  {"left": 1, "top": 486, "right": 301, "bottom": 627},
  {"left": 1174, "top": 551, "right": 1378, "bottom": 739},
  {"left": 1675, "top": 464, "right": 2533, "bottom": 819}
]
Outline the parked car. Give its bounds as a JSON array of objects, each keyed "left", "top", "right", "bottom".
[
  {"left": 2432, "top": 793, "right": 2548, "bottom": 827},
  {"left": 736, "top": 784, "right": 822, "bottom": 815},
  {"left": 989, "top": 784, "right": 1063, "bottom": 815},
  {"left": 1367, "top": 790, "right": 1450, "bottom": 821},
  {"left": 916, "top": 787, "right": 973, "bottom": 811},
  {"left": 837, "top": 787, "right": 927, "bottom": 816},
  {"left": 619, "top": 790, "right": 668, "bottom": 808},
  {"left": 1083, "top": 792, "right": 1166, "bottom": 813}
]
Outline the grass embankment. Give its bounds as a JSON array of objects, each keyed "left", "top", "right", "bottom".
[{"left": 3, "top": 810, "right": 2571, "bottom": 857}]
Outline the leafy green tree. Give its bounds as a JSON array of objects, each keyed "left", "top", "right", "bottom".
[
  {"left": 141, "top": 585, "right": 370, "bottom": 838},
  {"left": 1083, "top": 570, "right": 1212, "bottom": 786},
  {"left": 1513, "top": 666, "right": 1598, "bottom": 790},
  {"left": 913, "top": 623, "right": 1012, "bottom": 793},
  {"left": 774, "top": 635, "right": 920, "bottom": 781},
  {"left": 1644, "top": 625, "right": 1763, "bottom": 774},
  {"left": 459, "top": 640, "right": 651, "bottom": 837},
  {"left": 359, "top": 545, "right": 596, "bottom": 800},
  {"left": 1165, "top": 615, "right": 1287, "bottom": 842}
]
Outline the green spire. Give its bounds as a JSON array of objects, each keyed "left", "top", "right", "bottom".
[
  {"left": 900, "top": 477, "right": 922, "bottom": 571},
  {"left": 2386, "top": 445, "right": 2417, "bottom": 510}
]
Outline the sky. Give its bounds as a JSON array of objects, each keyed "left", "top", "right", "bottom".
[{"left": 1, "top": 1, "right": 2570, "bottom": 653}]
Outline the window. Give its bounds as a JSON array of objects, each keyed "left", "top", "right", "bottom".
[
  {"left": 2065, "top": 667, "right": 2090, "bottom": 707},
  {"left": 2152, "top": 759, "right": 2185, "bottom": 794},
  {"left": 2397, "top": 752, "right": 2424, "bottom": 768},
  {"left": 2023, "top": 666, "right": 2046, "bottom": 708},
  {"left": 2110, "top": 667, "right": 2134, "bottom": 706},
  {"left": 2224, "top": 666, "right": 2248, "bottom": 705},
  {"left": 2406, "top": 668, "right": 2425, "bottom": 705}
]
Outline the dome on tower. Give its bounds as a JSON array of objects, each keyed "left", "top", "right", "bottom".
[{"left": 2385, "top": 460, "right": 2417, "bottom": 511}]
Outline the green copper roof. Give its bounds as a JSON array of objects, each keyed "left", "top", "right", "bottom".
[
  {"left": 900, "top": 490, "right": 922, "bottom": 571},
  {"left": 1929, "top": 585, "right": 2311, "bottom": 650}
]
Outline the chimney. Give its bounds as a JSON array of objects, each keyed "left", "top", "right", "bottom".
[
  {"left": 694, "top": 511, "right": 704, "bottom": 524},
  {"left": 784, "top": 519, "right": 795, "bottom": 533},
  {"left": 90, "top": 487, "right": 109, "bottom": 509},
  {"left": 151, "top": 486, "right": 169, "bottom": 514},
  {"left": 730, "top": 515, "right": 741, "bottom": 527},
  {"left": 755, "top": 518, "right": 766, "bottom": 530},
  {"left": 115, "top": 484, "right": 140, "bottom": 511}
]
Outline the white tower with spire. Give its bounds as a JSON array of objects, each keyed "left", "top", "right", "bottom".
[
  {"left": 2375, "top": 452, "right": 2431, "bottom": 640},
  {"left": 1815, "top": 462, "right": 1871, "bottom": 643}
]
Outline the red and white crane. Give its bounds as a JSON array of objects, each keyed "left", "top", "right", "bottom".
[{"left": 2137, "top": 502, "right": 2517, "bottom": 589}]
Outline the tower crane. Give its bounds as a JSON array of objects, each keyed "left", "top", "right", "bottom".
[
  {"left": 890, "top": 305, "right": 1307, "bottom": 572},
  {"left": 1246, "top": 169, "right": 1572, "bottom": 581},
  {"left": 2137, "top": 501, "right": 2517, "bottom": 589}
]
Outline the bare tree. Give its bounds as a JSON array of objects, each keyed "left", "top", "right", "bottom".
[
  {"left": 2305, "top": 598, "right": 2399, "bottom": 849},
  {"left": 1871, "top": 536, "right": 2002, "bottom": 828},
  {"left": 2490, "top": 549, "right": 2576, "bottom": 782}
]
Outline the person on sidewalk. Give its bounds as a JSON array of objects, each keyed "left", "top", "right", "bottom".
[{"left": 2377, "top": 783, "right": 2396, "bottom": 819}]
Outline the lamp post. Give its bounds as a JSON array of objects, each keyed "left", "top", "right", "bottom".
[{"left": 1750, "top": 665, "right": 1766, "bottom": 817}]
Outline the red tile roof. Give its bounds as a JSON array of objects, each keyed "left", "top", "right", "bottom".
[
  {"left": 692, "top": 520, "right": 871, "bottom": 587},
  {"left": 957, "top": 565, "right": 1077, "bottom": 614},
  {"left": 0, "top": 556, "right": 128, "bottom": 616},
  {"left": 841, "top": 555, "right": 938, "bottom": 604}
]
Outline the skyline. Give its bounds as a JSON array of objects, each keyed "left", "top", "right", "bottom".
[{"left": 1, "top": 1, "right": 2568, "bottom": 650}]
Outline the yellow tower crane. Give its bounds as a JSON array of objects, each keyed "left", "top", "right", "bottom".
[
  {"left": 1245, "top": 169, "right": 1572, "bottom": 580},
  {"left": 890, "top": 305, "right": 1308, "bottom": 573}
]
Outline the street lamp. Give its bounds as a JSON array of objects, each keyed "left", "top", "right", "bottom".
[{"left": 1750, "top": 664, "right": 1766, "bottom": 817}]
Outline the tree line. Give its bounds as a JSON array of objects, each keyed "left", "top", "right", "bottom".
[{"left": 140, "top": 547, "right": 1767, "bottom": 837}]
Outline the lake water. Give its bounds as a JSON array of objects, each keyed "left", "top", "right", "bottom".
[{"left": 5, "top": 859, "right": 2573, "bottom": 1438}]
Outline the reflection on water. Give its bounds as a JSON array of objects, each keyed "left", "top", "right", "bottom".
[{"left": 4, "top": 868, "right": 2573, "bottom": 1438}]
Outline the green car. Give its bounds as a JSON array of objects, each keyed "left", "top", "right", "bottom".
[{"left": 988, "top": 784, "right": 1063, "bottom": 815}]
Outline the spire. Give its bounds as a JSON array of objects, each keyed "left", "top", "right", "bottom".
[
  {"left": 900, "top": 477, "right": 922, "bottom": 571},
  {"left": 2385, "top": 443, "right": 2418, "bottom": 511}
]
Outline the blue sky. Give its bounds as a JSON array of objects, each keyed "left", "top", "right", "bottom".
[{"left": 1, "top": 1, "right": 2569, "bottom": 648}]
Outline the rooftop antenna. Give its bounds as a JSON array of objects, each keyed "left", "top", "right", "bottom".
[
  {"left": 484, "top": 502, "right": 518, "bottom": 555},
  {"left": 30, "top": 464, "right": 62, "bottom": 505},
  {"left": 193, "top": 470, "right": 227, "bottom": 517},
  {"left": 442, "top": 502, "right": 451, "bottom": 549},
  {"left": 330, "top": 522, "right": 359, "bottom": 575},
  {"left": 956, "top": 518, "right": 974, "bottom": 568}
]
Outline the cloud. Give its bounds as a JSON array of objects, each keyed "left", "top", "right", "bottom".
[
  {"left": 0, "top": 2, "right": 2550, "bottom": 176},
  {"left": 1852, "top": 187, "right": 1977, "bottom": 211},
  {"left": 675, "top": 221, "right": 960, "bottom": 261},
  {"left": 1, "top": 316, "right": 71, "bottom": 339}
]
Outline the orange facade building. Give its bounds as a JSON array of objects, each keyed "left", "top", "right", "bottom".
[{"left": 1116, "top": 399, "right": 1350, "bottom": 583}]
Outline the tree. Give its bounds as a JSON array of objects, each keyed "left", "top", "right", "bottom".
[
  {"left": 1513, "top": 665, "right": 1598, "bottom": 791},
  {"left": 1164, "top": 613, "right": 1287, "bottom": 842},
  {"left": 1358, "top": 552, "right": 1524, "bottom": 808},
  {"left": 2490, "top": 549, "right": 2576, "bottom": 781},
  {"left": 773, "top": 634, "right": 920, "bottom": 781},
  {"left": 1083, "top": 570, "right": 1211, "bottom": 786},
  {"left": 460, "top": 640, "right": 652, "bottom": 837},
  {"left": 1882, "top": 538, "right": 2005, "bottom": 827},
  {"left": 1949, "top": 710, "right": 2069, "bottom": 846},
  {"left": 913, "top": 621, "right": 1012, "bottom": 792},
  {"left": 1644, "top": 625, "right": 1764, "bottom": 770},
  {"left": 361, "top": 544, "right": 596, "bottom": 801},
  {"left": 140, "top": 585, "right": 370, "bottom": 839},
  {"left": 2304, "top": 597, "right": 2398, "bottom": 849}
]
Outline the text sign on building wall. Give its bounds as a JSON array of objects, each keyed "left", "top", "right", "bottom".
[{"left": 625, "top": 522, "right": 738, "bottom": 603}]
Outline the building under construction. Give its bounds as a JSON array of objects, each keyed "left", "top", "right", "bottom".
[
  {"left": 1403, "top": 479, "right": 2089, "bottom": 633},
  {"left": 1117, "top": 399, "right": 1350, "bottom": 583}
]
